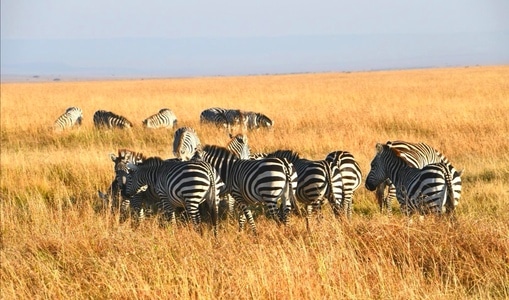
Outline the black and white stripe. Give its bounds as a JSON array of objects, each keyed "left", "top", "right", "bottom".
[
  {"left": 375, "top": 140, "right": 462, "bottom": 214},
  {"left": 98, "top": 149, "right": 155, "bottom": 222},
  {"left": 227, "top": 133, "right": 251, "bottom": 159},
  {"left": 142, "top": 108, "right": 178, "bottom": 129},
  {"left": 324, "top": 151, "right": 362, "bottom": 219},
  {"left": 266, "top": 150, "right": 342, "bottom": 230},
  {"left": 196, "top": 145, "right": 297, "bottom": 234},
  {"left": 120, "top": 157, "right": 225, "bottom": 236},
  {"left": 365, "top": 143, "right": 460, "bottom": 216},
  {"left": 93, "top": 110, "right": 133, "bottom": 129},
  {"left": 53, "top": 107, "right": 83, "bottom": 131},
  {"left": 242, "top": 111, "right": 274, "bottom": 130},
  {"left": 172, "top": 127, "right": 201, "bottom": 160}
]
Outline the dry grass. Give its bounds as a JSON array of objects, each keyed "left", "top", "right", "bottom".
[{"left": 1, "top": 66, "right": 508, "bottom": 299}]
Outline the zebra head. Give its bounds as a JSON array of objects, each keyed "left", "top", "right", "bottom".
[
  {"left": 227, "top": 133, "right": 250, "bottom": 159},
  {"left": 365, "top": 143, "right": 393, "bottom": 191}
]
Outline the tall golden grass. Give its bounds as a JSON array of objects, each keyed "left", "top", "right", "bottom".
[{"left": 1, "top": 66, "right": 508, "bottom": 299}]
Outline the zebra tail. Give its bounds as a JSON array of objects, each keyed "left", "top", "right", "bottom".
[
  {"left": 284, "top": 160, "right": 301, "bottom": 218},
  {"left": 442, "top": 163, "right": 455, "bottom": 215},
  {"left": 206, "top": 167, "right": 219, "bottom": 236}
]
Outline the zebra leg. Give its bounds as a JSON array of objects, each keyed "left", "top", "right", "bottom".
[
  {"left": 305, "top": 204, "right": 313, "bottom": 233},
  {"left": 237, "top": 203, "right": 257, "bottom": 235},
  {"left": 186, "top": 201, "right": 202, "bottom": 235}
]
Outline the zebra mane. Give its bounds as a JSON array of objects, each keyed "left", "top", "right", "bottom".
[
  {"left": 117, "top": 148, "right": 146, "bottom": 163},
  {"left": 201, "top": 144, "right": 237, "bottom": 158},
  {"left": 266, "top": 149, "right": 301, "bottom": 161}
]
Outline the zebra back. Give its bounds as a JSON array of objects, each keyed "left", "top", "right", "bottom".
[
  {"left": 142, "top": 108, "right": 177, "bottom": 129},
  {"left": 93, "top": 110, "right": 133, "bottom": 129},
  {"left": 200, "top": 107, "right": 228, "bottom": 127},
  {"left": 173, "top": 127, "right": 201, "bottom": 160}
]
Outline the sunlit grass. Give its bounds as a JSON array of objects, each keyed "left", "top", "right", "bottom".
[{"left": 1, "top": 66, "right": 509, "bottom": 299}]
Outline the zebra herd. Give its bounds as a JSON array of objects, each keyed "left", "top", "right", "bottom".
[
  {"left": 53, "top": 106, "right": 273, "bottom": 132},
  {"left": 98, "top": 125, "right": 462, "bottom": 236}
]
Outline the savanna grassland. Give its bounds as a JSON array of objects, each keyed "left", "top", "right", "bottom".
[{"left": 1, "top": 66, "right": 508, "bottom": 299}]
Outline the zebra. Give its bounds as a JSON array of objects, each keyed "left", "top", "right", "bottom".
[
  {"left": 265, "top": 150, "right": 342, "bottom": 231},
  {"left": 324, "top": 151, "right": 362, "bottom": 219},
  {"left": 119, "top": 158, "right": 225, "bottom": 236},
  {"left": 53, "top": 106, "right": 83, "bottom": 131},
  {"left": 242, "top": 111, "right": 274, "bottom": 130},
  {"left": 375, "top": 140, "right": 462, "bottom": 215},
  {"left": 365, "top": 143, "right": 460, "bottom": 216},
  {"left": 195, "top": 145, "right": 297, "bottom": 235},
  {"left": 142, "top": 108, "right": 178, "bottom": 129},
  {"left": 200, "top": 107, "right": 229, "bottom": 128},
  {"left": 172, "top": 127, "right": 201, "bottom": 160},
  {"left": 93, "top": 110, "right": 133, "bottom": 129},
  {"left": 97, "top": 149, "right": 156, "bottom": 222},
  {"left": 226, "top": 133, "right": 251, "bottom": 159},
  {"left": 200, "top": 107, "right": 244, "bottom": 131}
]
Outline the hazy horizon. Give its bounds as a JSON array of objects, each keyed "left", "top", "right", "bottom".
[{"left": 2, "top": 0, "right": 509, "bottom": 81}]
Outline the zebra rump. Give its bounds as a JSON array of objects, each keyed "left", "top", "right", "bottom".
[
  {"left": 142, "top": 108, "right": 178, "bottom": 129},
  {"left": 53, "top": 106, "right": 83, "bottom": 131},
  {"left": 93, "top": 110, "right": 133, "bottom": 129}
]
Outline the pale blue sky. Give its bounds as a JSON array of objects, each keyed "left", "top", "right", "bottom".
[{"left": 1, "top": 0, "right": 508, "bottom": 78}]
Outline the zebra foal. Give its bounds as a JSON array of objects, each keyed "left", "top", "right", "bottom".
[
  {"left": 53, "top": 106, "right": 83, "bottom": 131},
  {"left": 365, "top": 143, "right": 459, "bottom": 216}
]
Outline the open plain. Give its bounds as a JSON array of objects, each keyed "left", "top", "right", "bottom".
[{"left": 1, "top": 66, "right": 508, "bottom": 299}]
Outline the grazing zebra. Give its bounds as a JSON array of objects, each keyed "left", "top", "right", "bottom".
[
  {"left": 266, "top": 150, "right": 342, "bottom": 231},
  {"left": 200, "top": 107, "right": 244, "bottom": 130},
  {"left": 365, "top": 143, "right": 460, "bottom": 216},
  {"left": 242, "top": 111, "right": 274, "bottom": 130},
  {"left": 200, "top": 107, "right": 229, "bottom": 128},
  {"left": 142, "top": 108, "right": 178, "bottom": 129},
  {"left": 324, "top": 151, "right": 362, "bottom": 219},
  {"left": 53, "top": 106, "right": 83, "bottom": 131},
  {"left": 375, "top": 140, "right": 462, "bottom": 214},
  {"left": 173, "top": 127, "right": 201, "bottom": 160},
  {"left": 97, "top": 149, "right": 155, "bottom": 222},
  {"left": 119, "top": 158, "right": 224, "bottom": 236},
  {"left": 195, "top": 145, "right": 297, "bottom": 235},
  {"left": 93, "top": 110, "right": 133, "bottom": 129}
]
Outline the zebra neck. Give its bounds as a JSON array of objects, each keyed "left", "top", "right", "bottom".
[{"left": 387, "top": 155, "right": 417, "bottom": 186}]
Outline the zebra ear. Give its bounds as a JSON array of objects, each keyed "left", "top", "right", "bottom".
[
  {"left": 376, "top": 143, "right": 384, "bottom": 153},
  {"left": 110, "top": 153, "right": 117, "bottom": 162}
]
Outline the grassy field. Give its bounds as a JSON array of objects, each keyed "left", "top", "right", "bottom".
[{"left": 1, "top": 66, "right": 508, "bottom": 299}]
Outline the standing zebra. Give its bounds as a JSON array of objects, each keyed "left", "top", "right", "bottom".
[
  {"left": 119, "top": 158, "right": 224, "bottom": 236},
  {"left": 93, "top": 110, "right": 133, "bottom": 129},
  {"left": 266, "top": 150, "right": 342, "bottom": 231},
  {"left": 53, "top": 106, "right": 83, "bottom": 131},
  {"left": 142, "top": 108, "right": 178, "bottom": 129},
  {"left": 173, "top": 127, "right": 201, "bottom": 160},
  {"left": 365, "top": 143, "right": 460, "bottom": 216},
  {"left": 375, "top": 140, "right": 462, "bottom": 214},
  {"left": 195, "top": 145, "right": 297, "bottom": 235},
  {"left": 324, "top": 151, "right": 362, "bottom": 219},
  {"left": 98, "top": 149, "right": 156, "bottom": 222}
]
